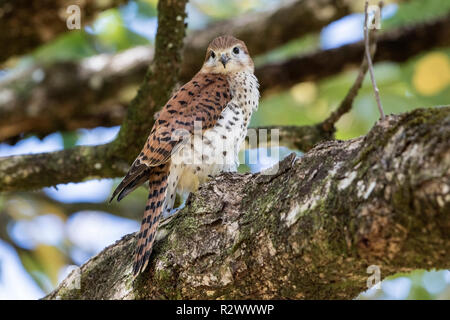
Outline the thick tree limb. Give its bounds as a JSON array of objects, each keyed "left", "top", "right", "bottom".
[
  {"left": 0, "top": 0, "right": 129, "bottom": 64},
  {"left": 2, "top": 13, "right": 449, "bottom": 143},
  {"left": 45, "top": 107, "right": 450, "bottom": 300}
]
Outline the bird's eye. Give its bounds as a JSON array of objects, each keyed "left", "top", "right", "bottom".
[
  {"left": 233, "top": 47, "right": 240, "bottom": 54},
  {"left": 210, "top": 51, "right": 216, "bottom": 59}
]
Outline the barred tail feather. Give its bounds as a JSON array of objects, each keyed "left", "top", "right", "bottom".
[
  {"left": 133, "top": 163, "right": 170, "bottom": 277},
  {"left": 110, "top": 161, "right": 149, "bottom": 203}
]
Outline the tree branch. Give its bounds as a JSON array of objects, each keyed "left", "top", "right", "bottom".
[
  {"left": 0, "top": 0, "right": 350, "bottom": 143},
  {"left": 3, "top": 11, "right": 449, "bottom": 191},
  {"left": 0, "top": 144, "right": 125, "bottom": 191},
  {"left": 0, "top": 124, "right": 332, "bottom": 192},
  {"left": 256, "top": 13, "right": 450, "bottom": 92},
  {"left": 180, "top": 0, "right": 353, "bottom": 81},
  {"left": 45, "top": 107, "right": 450, "bottom": 300},
  {"left": 0, "top": 0, "right": 188, "bottom": 191},
  {"left": 2, "top": 13, "right": 449, "bottom": 143}
]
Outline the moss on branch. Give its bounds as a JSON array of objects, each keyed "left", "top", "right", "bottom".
[{"left": 45, "top": 107, "right": 450, "bottom": 300}]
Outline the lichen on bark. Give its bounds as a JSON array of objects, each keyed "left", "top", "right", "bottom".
[{"left": 45, "top": 107, "right": 450, "bottom": 300}]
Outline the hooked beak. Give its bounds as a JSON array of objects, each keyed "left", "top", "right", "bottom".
[{"left": 220, "top": 54, "right": 230, "bottom": 68}]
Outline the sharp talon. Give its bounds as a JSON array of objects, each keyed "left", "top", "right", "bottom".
[{"left": 185, "top": 192, "right": 193, "bottom": 205}]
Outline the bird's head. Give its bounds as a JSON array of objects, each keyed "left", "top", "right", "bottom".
[{"left": 201, "top": 35, "right": 254, "bottom": 74}]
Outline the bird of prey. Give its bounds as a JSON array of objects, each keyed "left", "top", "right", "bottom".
[{"left": 110, "top": 35, "right": 259, "bottom": 276}]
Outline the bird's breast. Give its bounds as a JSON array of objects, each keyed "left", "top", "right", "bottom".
[{"left": 173, "top": 71, "right": 259, "bottom": 194}]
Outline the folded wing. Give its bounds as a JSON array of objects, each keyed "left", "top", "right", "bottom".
[{"left": 110, "top": 72, "right": 232, "bottom": 202}]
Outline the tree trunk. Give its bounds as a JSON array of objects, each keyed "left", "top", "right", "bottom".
[{"left": 45, "top": 107, "right": 450, "bottom": 300}]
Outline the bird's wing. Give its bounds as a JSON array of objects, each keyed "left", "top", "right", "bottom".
[
  {"left": 142, "top": 72, "right": 232, "bottom": 166},
  {"left": 110, "top": 72, "right": 232, "bottom": 202}
]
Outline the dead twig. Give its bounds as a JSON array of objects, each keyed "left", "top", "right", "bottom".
[
  {"left": 364, "top": 1, "right": 386, "bottom": 119},
  {"left": 320, "top": 1, "right": 384, "bottom": 132}
]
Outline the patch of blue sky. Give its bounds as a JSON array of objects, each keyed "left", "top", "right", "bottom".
[
  {"left": 445, "top": 270, "right": 450, "bottom": 283},
  {"left": 0, "top": 240, "right": 45, "bottom": 299},
  {"left": 66, "top": 211, "right": 139, "bottom": 263},
  {"left": 68, "top": 246, "right": 94, "bottom": 266},
  {"left": 422, "top": 270, "right": 450, "bottom": 295},
  {"left": 75, "top": 126, "right": 120, "bottom": 146},
  {"left": 8, "top": 214, "right": 65, "bottom": 250},
  {"left": 320, "top": 4, "right": 398, "bottom": 50},
  {"left": 381, "top": 277, "right": 412, "bottom": 299},
  {"left": 43, "top": 180, "right": 113, "bottom": 203},
  {"left": 0, "top": 133, "right": 63, "bottom": 157},
  {"left": 185, "top": 3, "right": 210, "bottom": 30},
  {"left": 245, "top": 147, "right": 302, "bottom": 173},
  {"left": 120, "top": 1, "right": 158, "bottom": 40}
]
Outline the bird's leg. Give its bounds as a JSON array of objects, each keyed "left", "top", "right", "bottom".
[
  {"left": 185, "top": 192, "right": 194, "bottom": 206},
  {"left": 162, "top": 192, "right": 191, "bottom": 218},
  {"left": 162, "top": 208, "right": 180, "bottom": 219}
]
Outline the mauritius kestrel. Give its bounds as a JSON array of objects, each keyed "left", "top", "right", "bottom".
[{"left": 110, "top": 35, "right": 259, "bottom": 276}]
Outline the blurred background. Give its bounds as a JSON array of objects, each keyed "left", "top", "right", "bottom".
[{"left": 0, "top": 0, "right": 449, "bottom": 299}]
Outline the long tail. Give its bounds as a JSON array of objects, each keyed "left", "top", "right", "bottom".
[{"left": 133, "top": 163, "right": 170, "bottom": 276}]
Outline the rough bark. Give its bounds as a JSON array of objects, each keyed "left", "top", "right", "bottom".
[
  {"left": 45, "top": 107, "right": 450, "bottom": 300},
  {"left": 2, "top": 13, "right": 449, "bottom": 143},
  {"left": 0, "top": 0, "right": 129, "bottom": 64}
]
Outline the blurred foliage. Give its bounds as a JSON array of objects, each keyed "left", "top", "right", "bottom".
[
  {"left": 33, "top": 31, "right": 98, "bottom": 62},
  {"left": 62, "top": 132, "right": 79, "bottom": 149},
  {"left": 252, "top": 49, "right": 450, "bottom": 140},
  {"left": 250, "top": 0, "right": 450, "bottom": 140},
  {"left": 359, "top": 270, "right": 450, "bottom": 300},
  {"left": 383, "top": 0, "right": 450, "bottom": 28},
  {"left": 33, "top": 0, "right": 159, "bottom": 63},
  {"left": 192, "top": 0, "right": 273, "bottom": 20},
  {"left": 254, "top": 34, "right": 320, "bottom": 67},
  {"left": 0, "top": 0, "right": 449, "bottom": 299}
]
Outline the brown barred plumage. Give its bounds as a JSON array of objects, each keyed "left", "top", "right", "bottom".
[
  {"left": 132, "top": 163, "right": 169, "bottom": 276},
  {"left": 110, "top": 35, "right": 259, "bottom": 277}
]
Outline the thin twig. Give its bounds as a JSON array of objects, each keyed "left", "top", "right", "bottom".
[
  {"left": 321, "top": 1, "right": 384, "bottom": 132},
  {"left": 364, "top": 0, "right": 385, "bottom": 119}
]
